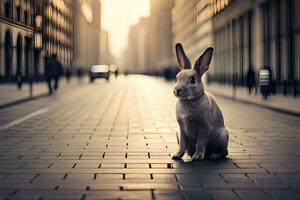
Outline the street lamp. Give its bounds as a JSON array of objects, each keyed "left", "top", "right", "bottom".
[
  {"left": 34, "top": 33, "right": 42, "bottom": 49},
  {"left": 29, "top": 15, "right": 43, "bottom": 97}
]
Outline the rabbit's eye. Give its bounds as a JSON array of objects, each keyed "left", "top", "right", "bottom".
[{"left": 190, "top": 76, "right": 196, "bottom": 84}]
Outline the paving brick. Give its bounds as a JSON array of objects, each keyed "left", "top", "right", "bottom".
[
  {"left": 236, "top": 189, "right": 271, "bottom": 200},
  {"left": 203, "top": 182, "right": 291, "bottom": 190},
  {"left": 125, "top": 173, "right": 151, "bottom": 179},
  {"left": 85, "top": 191, "right": 153, "bottom": 200},
  {"left": 96, "top": 173, "right": 123, "bottom": 179},
  {"left": 66, "top": 174, "right": 95, "bottom": 180},
  {"left": 221, "top": 173, "right": 253, "bottom": 183},
  {"left": 207, "top": 189, "right": 239, "bottom": 200},
  {"left": 126, "top": 163, "right": 150, "bottom": 168},
  {"left": 100, "top": 163, "right": 125, "bottom": 168},
  {"left": 154, "top": 190, "right": 185, "bottom": 200},
  {"left": 183, "top": 191, "right": 212, "bottom": 200},
  {"left": 265, "top": 189, "right": 300, "bottom": 200}
]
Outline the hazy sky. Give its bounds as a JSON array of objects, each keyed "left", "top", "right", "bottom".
[{"left": 101, "top": 0, "right": 150, "bottom": 59}]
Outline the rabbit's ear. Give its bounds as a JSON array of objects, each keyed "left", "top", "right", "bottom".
[
  {"left": 194, "top": 47, "right": 213, "bottom": 76},
  {"left": 175, "top": 43, "right": 191, "bottom": 70}
]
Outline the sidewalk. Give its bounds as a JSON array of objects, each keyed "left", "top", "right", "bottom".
[
  {"left": 0, "top": 78, "right": 78, "bottom": 109},
  {"left": 206, "top": 83, "right": 300, "bottom": 116},
  {"left": 0, "top": 83, "right": 48, "bottom": 108}
]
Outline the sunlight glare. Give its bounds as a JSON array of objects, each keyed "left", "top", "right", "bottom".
[{"left": 101, "top": 0, "right": 150, "bottom": 58}]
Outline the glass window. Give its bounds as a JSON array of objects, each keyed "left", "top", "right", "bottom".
[
  {"left": 293, "top": 0, "right": 300, "bottom": 80},
  {"left": 4, "top": 0, "right": 11, "bottom": 18}
]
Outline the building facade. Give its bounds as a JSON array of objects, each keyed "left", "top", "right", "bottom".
[
  {"left": 73, "top": 0, "right": 102, "bottom": 70},
  {"left": 125, "top": 17, "right": 147, "bottom": 73},
  {"left": 0, "top": 0, "right": 43, "bottom": 82},
  {"left": 100, "top": 29, "right": 112, "bottom": 65},
  {"left": 124, "top": 0, "right": 174, "bottom": 74},
  {"left": 172, "top": 0, "right": 213, "bottom": 66},
  {"left": 171, "top": 0, "right": 299, "bottom": 94},
  {"left": 0, "top": 0, "right": 108, "bottom": 83},
  {"left": 145, "top": 0, "right": 174, "bottom": 72},
  {"left": 209, "top": 0, "right": 300, "bottom": 94},
  {"left": 72, "top": 0, "right": 111, "bottom": 70},
  {"left": 43, "top": 0, "right": 73, "bottom": 69}
]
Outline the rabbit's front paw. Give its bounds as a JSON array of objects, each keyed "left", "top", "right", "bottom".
[
  {"left": 172, "top": 152, "right": 184, "bottom": 159},
  {"left": 192, "top": 153, "right": 204, "bottom": 161}
]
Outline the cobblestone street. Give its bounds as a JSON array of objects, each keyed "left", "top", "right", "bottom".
[{"left": 0, "top": 76, "right": 300, "bottom": 200}]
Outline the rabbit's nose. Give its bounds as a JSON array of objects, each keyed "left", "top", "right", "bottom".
[{"left": 174, "top": 88, "right": 182, "bottom": 96}]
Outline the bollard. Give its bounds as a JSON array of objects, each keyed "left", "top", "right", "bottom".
[
  {"left": 294, "top": 80, "right": 297, "bottom": 97},
  {"left": 272, "top": 80, "right": 276, "bottom": 94},
  {"left": 232, "top": 73, "right": 238, "bottom": 100},
  {"left": 259, "top": 68, "right": 271, "bottom": 99}
]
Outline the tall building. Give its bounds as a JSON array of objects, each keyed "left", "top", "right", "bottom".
[
  {"left": 0, "top": 0, "right": 43, "bottom": 82},
  {"left": 125, "top": 17, "right": 147, "bottom": 73},
  {"left": 124, "top": 0, "right": 174, "bottom": 73},
  {"left": 172, "top": 0, "right": 213, "bottom": 66},
  {"left": 209, "top": 0, "right": 300, "bottom": 94},
  {"left": 100, "top": 29, "right": 112, "bottom": 65},
  {"left": 73, "top": 0, "right": 101, "bottom": 70},
  {"left": 73, "top": 0, "right": 111, "bottom": 70},
  {"left": 145, "top": 0, "right": 174, "bottom": 72},
  {"left": 43, "top": 0, "right": 74, "bottom": 69}
]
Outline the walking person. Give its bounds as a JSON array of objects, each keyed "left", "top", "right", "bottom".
[
  {"left": 44, "top": 54, "right": 64, "bottom": 95},
  {"left": 65, "top": 67, "right": 71, "bottom": 83},
  {"left": 77, "top": 68, "right": 83, "bottom": 83},
  {"left": 246, "top": 65, "right": 257, "bottom": 94},
  {"left": 16, "top": 71, "right": 22, "bottom": 90},
  {"left": 232, "top": 73, "right": 238, "bottom": 99},
  {"left": 114, "top": 68, "right": 118, "bottom": 79}
]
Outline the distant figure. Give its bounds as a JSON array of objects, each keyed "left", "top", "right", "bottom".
[
  {"left": 114, "top": 69, "right": 118, "bottom": 79},
  {"left": 16, "top": 71, "right": 22, "bottom": 90},
  {"left": 44, "top": 54, "right": 63, "bottom": 95},
  {"left": 246, "top": 65, "right": 257, "bottom": 94},
  {"left": 65, "top": 67, "right": 71, "bottom": 83},
  {"left": 164, "top": 67, "right": 173, "bottom": 81},
  {"left": 77, "top": 68, "right": 83, "bottom": 83},
  {"left": 232, "top": 73, "right": 238, "bottom": 99}
]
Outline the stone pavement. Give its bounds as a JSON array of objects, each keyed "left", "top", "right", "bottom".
[
  {"left": 0, "top": 75, "right": 300, "bottom": 200},
  {"left": 206, "top": 83, "right": 300, "bottom": 116}
]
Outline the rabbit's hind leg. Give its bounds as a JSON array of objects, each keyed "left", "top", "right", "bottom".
[{"left": 206, "top": 128, "right": 229, "bottom": 160}]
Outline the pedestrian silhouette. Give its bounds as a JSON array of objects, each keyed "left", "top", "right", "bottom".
[
  {"left": 65, "top": 67, "right": 71, "bottom": 83},
  {"left": 246, "top": 65, "right": 257, "bottom": 94},
  {"left": 77, "top": 68, "right": 83, "bottom": 83},
  {"left": 44, "top": 54, "right": 64, "bottom": 95},
  {"left": 16, "top": 71, "right": 22, "bottom": 90},
  {"left": 114, "top": 69, "right": 118, "bottom": 79},
  {"left": 232, "top": 73, "right": 238, "bottom": 99}
]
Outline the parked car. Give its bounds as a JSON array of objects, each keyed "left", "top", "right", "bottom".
[{"left": 89, "top": 65, "right": 110, "bottom": 82}]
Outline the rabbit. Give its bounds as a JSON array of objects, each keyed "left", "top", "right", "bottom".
[{"left": 172, "top": 43, "right": 229, "bottom": 161}]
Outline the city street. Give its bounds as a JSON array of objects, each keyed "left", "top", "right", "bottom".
[{"left": 0, "top": 75, "right": 299, "bottom": 200}]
